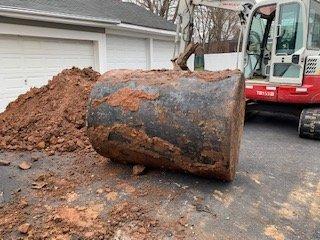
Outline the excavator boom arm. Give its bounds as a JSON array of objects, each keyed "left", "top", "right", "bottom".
[{"left": 173, "top": 0, "right": 256, "bottom": 70}]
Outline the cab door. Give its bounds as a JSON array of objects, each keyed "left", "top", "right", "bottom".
[{"left": 269, "top": 0, "right": 306, "bottom": 84}]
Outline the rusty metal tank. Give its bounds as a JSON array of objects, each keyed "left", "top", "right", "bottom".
[{"left": 86, "top": 69, "right": 245, "bottom": 181}]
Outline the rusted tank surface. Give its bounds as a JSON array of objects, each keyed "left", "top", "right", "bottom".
[{"left": 86, "top": 70, "right": 245, "bottom": 181}]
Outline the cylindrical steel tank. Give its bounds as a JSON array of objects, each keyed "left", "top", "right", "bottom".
[{"left": 87, "top": 70, "right": 245, "bottom": 181}]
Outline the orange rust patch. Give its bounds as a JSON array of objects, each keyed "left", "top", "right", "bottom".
[
  {"left": 94, "top": 88, "right": 159, "bottom": 111},
  {"left": 87, "top": 124, "right": 233, "bottom": 181}
]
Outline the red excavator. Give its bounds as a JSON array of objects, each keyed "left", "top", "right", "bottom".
[{"left": 173, "top": 0, "right": 320, "bottom": 139}]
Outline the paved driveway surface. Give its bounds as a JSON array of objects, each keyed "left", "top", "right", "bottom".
[{"left": 0, "top": 113, "right": 319, "bottom": 239}]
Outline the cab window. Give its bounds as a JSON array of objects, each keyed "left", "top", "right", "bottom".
[
  {"left": 276, "top": 3, "right": 303, "bottom": 55},
  {"left": 245, "top": 4, "right": 276, "bottom": 79},
  {"left": 308, "top": 0, "right": 320, "bottom": 49}
]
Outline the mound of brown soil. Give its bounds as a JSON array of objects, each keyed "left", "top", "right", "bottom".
[{"left": 0, "top": 67, "right": 100, "bottom": 153}]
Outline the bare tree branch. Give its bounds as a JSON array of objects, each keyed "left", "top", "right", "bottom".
[{"left": 123, "top": 0, "right": 240, "bottom": 52}]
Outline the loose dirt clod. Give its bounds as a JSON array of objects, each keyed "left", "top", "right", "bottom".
[
  {"left": 0, "top": 192, "right": 4, "bottom": 205},
  {"left": 18, "top": 223, "right": 30, "bottom": 234},
  {"left": 106, "top": 191, "right": 118, "bottom": 201},
  {"left": 0, "top": 67, "right": 100, "bottom": 153},
  {"left": 19, "top": 161, "right": 31, "bottom": 170},
  {"left": 0, "top": 160, "right": 10, "bottom": 166},
  {"left": 132, "top": 165, "right": 146, "bottom": 176}
]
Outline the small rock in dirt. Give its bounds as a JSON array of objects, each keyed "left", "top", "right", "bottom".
[
  {"left": 84, "top": 232, "right": 95, "bottom": 238},
  {"left": 18, "top": 223, "right": 30, "bottom": 234},
  {"left": 19, "top": 161, "right": 31, "bottom": 170},
  {"left": 47, "top": 150, "right": 55, "bottom": 156},
  {"left": 20, "top": 199, "right": 29, "bottom": 208},
  {"left": 27, "top": 146, "right": 33, "bottom": 151},
  {"left": 37, "top": 141, "right": 46, "bottom": 149},
  {"left": 194, "top": 203, "right": 216, "bottom": 216},
  {"left": 11, "top": 188, "right": 21, "bottom": 195},
  {"left": 96, "top": 188, "right": 104, "bottom": 194},
  {"left": 138, "top": 227, "right": 147, "bottom": 234},
  {"left": 132, "top": 165, "right": 146, "bottom": 176},
  {"left": 65, "top": 192, "right": 78, "bottom": 203},
  {"left": 35, "top": 173, "right": 52, "bottom": 182},
  {"left": 76, "top": 206, "right": 87, "bottom": 211},
  {"left": 31, "top": 156, "right": 39, "bottom": 162},
  {"left": 0, "top": 192, "right": 4, "bottom": 206},
  {"left": 0, "top": 160, "right": 10, "bottom": 166},
  {"left": 32, "top": 181, "right": 47, "bottom": 189},
  {"left": 106, "top": 191, "right": 118, "bottom": 201}
]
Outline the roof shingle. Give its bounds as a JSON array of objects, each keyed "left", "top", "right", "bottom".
[{"left": 0, "top": 0, "right": 176, "bottom": 31}]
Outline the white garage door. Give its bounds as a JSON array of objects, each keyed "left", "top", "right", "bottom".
[
  {"left": 153, "top": 39, "right": 174, "bottom": 69},
  {"left": 0, "top": 35, "right": 95, "bottom": 112},
  {"left": 106, "top": 34, "right": 147, "bottom": 70}
]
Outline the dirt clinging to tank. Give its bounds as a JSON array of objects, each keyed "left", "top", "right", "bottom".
[
  {"left": 99, "top": 69, "right": 239, "bottom": 85},
  {"left": 93, "top": 88, "right": 160, "bottom": 112}
]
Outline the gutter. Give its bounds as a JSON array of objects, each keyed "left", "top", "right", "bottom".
[
  {"left": 0, "top": 6, "right": 120, "bottom": 27},
  {"left": 106, "top": 23, "right": 176, "bottom": 37}
]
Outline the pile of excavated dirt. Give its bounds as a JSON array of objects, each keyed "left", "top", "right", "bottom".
[{"left": 0, "top": 67, "right": 100, "bottom": 154}]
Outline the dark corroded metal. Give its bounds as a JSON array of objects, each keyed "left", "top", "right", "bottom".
[{"left": 86, "top": 72, "right": 245, "bottom": 181}]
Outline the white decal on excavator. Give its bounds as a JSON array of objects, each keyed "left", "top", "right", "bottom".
[{"left": 256, "top": 91, "right": 275, "bottom": 97}]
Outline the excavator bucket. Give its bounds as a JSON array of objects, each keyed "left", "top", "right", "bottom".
[{"left": 86, "top": 69, "right": 245, "bottom": 181}]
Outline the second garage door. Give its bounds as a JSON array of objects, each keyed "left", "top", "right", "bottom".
[
  {"left": 0, "top": 35, "right": 95, "bottom": 112},
  {"left": 106, "top": 34, "right": 147, "bottom": 70},
  {"left": 153, "top": 39, "right": 174, "bottom": 69}
]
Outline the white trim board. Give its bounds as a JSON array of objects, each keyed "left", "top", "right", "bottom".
[
  {"left": 105, "top": 24, "right": 175, "bottom": 41},
  {"left": 0, "top": 7, "right": 119, "bottom": 28}
]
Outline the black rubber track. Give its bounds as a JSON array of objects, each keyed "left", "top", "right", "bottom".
[{"left": 298, "top": 108, "right": 320, "bottom": 140}]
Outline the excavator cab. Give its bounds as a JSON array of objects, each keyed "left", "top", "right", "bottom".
[
  {"left": 243, "top": 0, "right": 307, "bottom": 86},
  {"left": 245, "top": 0, "right": 320, "bottom": 140},
  {"left": 244, "top": 4, "right": 276, "bottom": 80}
]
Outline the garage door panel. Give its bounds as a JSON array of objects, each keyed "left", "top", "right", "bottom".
[
  {"left": 0, "top": 56, "right": 23, "bottom": 70},
  {"left": 42, "top": 39, "right": 61, "bottom": 49},
  {"left": 0, "top": 76, "right": 25, "bottom": 89},
  {"left": 0, "top": 35, "right": 95, "bottom": 112},
  {"left": 26, "top": 76, "right": 49, "bottom": 88},
  {"left": 24, "top": 56, "right": 46, "bottom": 68},
  {"left": 153, "top": 40, "right": 174, "bottom": 69},
  {"left": 46, "top": 58, "right": 62, "bottom": 68},
  {"left": 0, "top": 98, "right": 15, "bottom": 111},
  {"left": 1, "top": 87, "right": 27, "bottom": 96},
  {"left": 0, "top": 37, "right": 22, "bottom": 53},
  {"left": 22, "top": 41, "right": 41, "bottom": 52},
  {"left": 106, "top": 35, "right": 147, "bottom": 70},
  {"left": 77, "top": 43, "right": 94, "bottom": 53}
]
